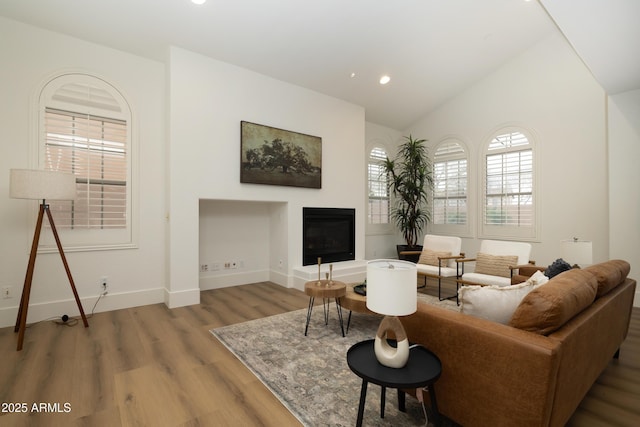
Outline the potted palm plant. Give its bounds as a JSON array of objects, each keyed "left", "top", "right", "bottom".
[{"left": 382, "top": 135, "right": 433, "bottom": 261}]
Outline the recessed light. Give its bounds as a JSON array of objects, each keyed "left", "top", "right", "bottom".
[
  {"left": 379, "top": 75, "right": 391, "bottom": 85},
  {"left": 191, "top": 0, "right": 207, "bottom": 5},
  {"left": 350, "top": 72, "right": 356, "bottom": 78}
]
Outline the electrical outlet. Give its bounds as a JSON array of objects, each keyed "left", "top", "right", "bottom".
[
  {"left": 224, "top": 262, "right": 231, "bottom": 269},
  {"left": 231, "top": 261, "right": 237, "bottom": 269},
  {"left": 100, "top": 276, "right": 108, "bottom": 292},
  {"left": 200, "top": 264, "right": 209, "bottom": 272},
  {"left": 2, "top": 286, "right": 11, "bottom": 299}
]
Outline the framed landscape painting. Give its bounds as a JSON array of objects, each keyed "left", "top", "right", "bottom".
[{"left": 240, "top": 121, "right": 322, "bottom": 188}]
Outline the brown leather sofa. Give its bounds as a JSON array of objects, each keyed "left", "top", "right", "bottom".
[{"left": 401, "top": 260, "right": 636, "bottom": 427}]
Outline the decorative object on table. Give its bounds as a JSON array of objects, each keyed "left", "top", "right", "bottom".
[
  {"left": 353, "top": 283, "right": 366, "bottom": 296},
  {"left": 9, "top": 169, "right": 89, "bottom": 351},
  {"left": 317, "top": 257, "right": 322, "bottom": 285},
  {"left": 329, "top": 263, "right": 333, "bottom": 286},
  {"left": 240, "top": 121, "right": 322, "bottom": 189},
  {"left": 561, "top": 237, "right": 593, "bottom": 268},
  {"left": 380, "top": 135, "right": 433, "bottom": 260},
  {"left": 366, "top": 259, "right": 417, "bottom": 368}
]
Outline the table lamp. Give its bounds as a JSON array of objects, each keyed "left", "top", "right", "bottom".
[
  {"left": 561, "top": 238, "right": 593, "bottom": 268},
  {"left": 9, "top": 169, "right": 89, "bottom": 351},
  {"left": 366, "top": 259, "right": 417, "bottom": 368}
]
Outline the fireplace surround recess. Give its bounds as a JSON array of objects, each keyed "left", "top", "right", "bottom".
[{"left": 302, "top": 207, "right": 355, "bottom": 266}]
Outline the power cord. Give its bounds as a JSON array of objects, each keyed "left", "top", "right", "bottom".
[{"left": 26, "top": 290, "right": 108, "bottom": 328}]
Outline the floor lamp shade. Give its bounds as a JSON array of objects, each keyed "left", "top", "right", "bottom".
[
  {"left": 561, "top": 239, "right": 593, "bottom": 267},
  {"left": 10, "top": 169, "right": 76, "bottom": 201},
  {"left": 366, "top": 260, "right": 417, "bottom": 368}
]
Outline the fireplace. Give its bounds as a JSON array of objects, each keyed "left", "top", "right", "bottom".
[{"left": 303, "top": 207, "right": 355, "bottom": 266}]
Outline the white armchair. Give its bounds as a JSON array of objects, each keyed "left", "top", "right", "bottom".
[
  {"left": 456, "top": 240, "right": 532, "bottom": 288},
  {"left": 401, "top": 234, "right": 464, "bottom": 301}
]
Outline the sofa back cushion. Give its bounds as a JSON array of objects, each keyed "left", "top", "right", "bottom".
[
  {"left": 584, "top": 259, "right": 631, "bottom": 297},
  {"left": 422, "top": 234, "right": 461, "bottom": 268},
  {"left": 509, "top": 268, "right": 597, "bottom": 335},
  {"left": 418, "top": 249, "right": 452, "bottom": 266}
]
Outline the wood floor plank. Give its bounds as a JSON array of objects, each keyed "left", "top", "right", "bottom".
[{"left": 0, "top": 281, "right": 637, "bottom": 426}]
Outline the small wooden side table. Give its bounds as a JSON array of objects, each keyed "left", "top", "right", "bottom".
[
  {"left": 339, "top": 283, "right": 376, "bottom": 333},
  {"left": 304, "top": 280, "right": 346, "bottom": 337}
]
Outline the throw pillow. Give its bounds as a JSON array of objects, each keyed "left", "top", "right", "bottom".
[
  {"left": 474, "top": 253, "right": 518, "bottom": 278},
  {"left": 459, "top": 281, "right": 540, "bottom": 324},
  {"left": 527, "top": 270, "right": 549, "bottom": 286},
  {"left": 509, "top": 268, "right": 597, "bottom": 335},
  {"left": 544, "top": 258, "right": 572, "bottom": 278},
  {"left": 418, "top": 249, "right": 452, "bottom": 267}
]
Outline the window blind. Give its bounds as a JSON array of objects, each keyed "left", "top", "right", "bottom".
[
  {"left": 484, "top": 132, "right": 533, "bottom": 227},
  {"left": 433, "top": 141, "right": 467, "bottom": 225},
  {"left": 44, "top": 108, "right": 127, "bottom": 229},
  {"left": 368, "top": 147, "right": 389, "bottom": 224}
]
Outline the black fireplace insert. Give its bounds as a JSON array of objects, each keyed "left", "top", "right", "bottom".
[{"left": 302, "top": 207, "right": 355, "bottom": 266}]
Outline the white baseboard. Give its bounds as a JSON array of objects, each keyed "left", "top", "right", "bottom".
[
  {"left": 199, "top": 269, "right": 270, "bottom": 290},
  {"left": 0, "top": 288, "right": 165, "bottom": 328}
]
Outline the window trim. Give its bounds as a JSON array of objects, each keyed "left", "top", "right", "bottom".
[
  {"left": 479, "top": 126, "right": 539, "bottom": 242},
  {"left": 32, "top": 71, "right": 138, "bottom": 253}
]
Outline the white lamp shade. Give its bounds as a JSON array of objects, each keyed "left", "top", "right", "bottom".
[
  {"left": 366, "top": 259, "right": 417, "bottom": 316},
  {"left": 10, "top": 169, "right": 76, "bottom": 201},
  {"left": 561, "top": 239, "right": 593, "bottom": 266}
]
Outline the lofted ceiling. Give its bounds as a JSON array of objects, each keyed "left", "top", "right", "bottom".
[{"left": 0, "top": 1, "right": 636, "bottom": 130}]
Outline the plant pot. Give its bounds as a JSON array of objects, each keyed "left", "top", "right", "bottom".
[{"left": 396, "top": 244, "right": 423, "bottom": 263}]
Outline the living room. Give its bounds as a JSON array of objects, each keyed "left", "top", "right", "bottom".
[{"left": 0, "top": 1, "right": 639, "bottom": 327}]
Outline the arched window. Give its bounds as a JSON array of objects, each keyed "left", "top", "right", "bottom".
[
  {"left": 433, "top": 139, "right": 468, "bottom": 226},
  {"left": 38, "top": 73, "right": 134, "bottom": 249},
  {"left": 481, "top": 129, "right": 537, "bottom": 240},
  {"left": 367, "top": 147, "right": 390, "bottom": 225}
]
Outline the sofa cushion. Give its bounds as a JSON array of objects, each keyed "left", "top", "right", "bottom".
[
  {"left": 474, "top": 252, "right": 518, "bottom": 278},
  {"left": 584, "top": 259, "right": 631, "bottom": 297},
  {"left": 509, "top": 269, "right": 598, "bottom": 335},
  {"left": 418, "top": 249, "right": 452, "bottom": 267},
  {"left": 459, "top": 271, "right": 548, "bottom": 324}
]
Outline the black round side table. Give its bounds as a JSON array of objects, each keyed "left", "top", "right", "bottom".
[{"left": 347, "top": 339, "right": 442, "bottom": 427}]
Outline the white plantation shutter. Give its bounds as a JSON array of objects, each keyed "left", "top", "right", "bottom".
[
  {"left": 482, "top": 130, "right": 536, "bottom": 240},
  {"left": 433, "top": 141, "right": 467, "bottom": 225},
  {"left": 44, "top": 108, "right": 127, "bottom": 229},
  {"left": 38, "top": 73, "right": 133, "bottom": 249},
  {"left": 368, "top": 147, "right": 390, "bottom": 225}
]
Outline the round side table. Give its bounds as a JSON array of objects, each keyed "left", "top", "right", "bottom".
[
  {"left": 347, "top": 339, "right": 442, "bottom": 427},
  {"left": 304, "top": 280, "right": 346, "bottom": 336}
]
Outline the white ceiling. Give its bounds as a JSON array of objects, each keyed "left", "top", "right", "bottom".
[
  {"left": 1, "top": 0, "right": 637, "bottom": 130},
  {"left": 540, "top": 0, "right": 640, "bottom": 96}
]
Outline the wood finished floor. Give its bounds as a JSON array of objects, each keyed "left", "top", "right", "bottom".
[{"left": 0, "top": 281, "right": 638, "bottom": 426}]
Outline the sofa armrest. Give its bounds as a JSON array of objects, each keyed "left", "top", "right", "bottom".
[{"left": 401, "top": 305, "right": 560, "bottom": 427}]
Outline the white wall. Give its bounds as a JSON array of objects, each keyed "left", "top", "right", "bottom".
[
  {"left": 0, "top": 18, "right": 166, "bottom": 327},
  {"left": 167, "top": 47, "right": 366, "bottom": 306},
  {"left": 608, "top": 89, "right": 640, "bottom": 305},
  {"left": 406, "top": 33, "right": 608, "bottom": 267}
]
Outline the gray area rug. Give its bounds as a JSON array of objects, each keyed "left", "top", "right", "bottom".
[{"left": 210, "top": 294, "right": 458, "bottom": 426}]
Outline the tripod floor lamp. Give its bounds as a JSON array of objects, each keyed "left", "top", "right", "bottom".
[{"left": 9, "top": 169, "right": 88, "bottom": 351}]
